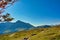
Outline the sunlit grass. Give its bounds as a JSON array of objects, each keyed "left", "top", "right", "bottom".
[{"left": 0, "top": 25, "right": 60, "bottom": 40}]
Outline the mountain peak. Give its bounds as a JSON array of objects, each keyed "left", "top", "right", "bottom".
[
  {"left": 16, "top": 20, "right": 25, "bottom": 23},
  {"left": 16, "top": 20, "right": 21, "bottom": 22},
  {"left": 0, "top": 20, "right": 34, "bottom": 34}
]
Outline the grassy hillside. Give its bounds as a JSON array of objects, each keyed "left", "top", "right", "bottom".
[{"left": 0, "top": 25, "right": 60, "bottom": 40}]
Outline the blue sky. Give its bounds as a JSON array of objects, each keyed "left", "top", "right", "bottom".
[{"left": 4, "top": 0, "right": 60, "bottom": 26}]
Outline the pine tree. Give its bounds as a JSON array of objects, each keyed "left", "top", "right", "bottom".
[{"left": 1, "top": 13, "right": 14, "bottom": 22}]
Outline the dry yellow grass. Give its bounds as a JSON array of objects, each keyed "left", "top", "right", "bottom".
[{"left": 0, "top": 25, "right": 60, "bottom": 40}]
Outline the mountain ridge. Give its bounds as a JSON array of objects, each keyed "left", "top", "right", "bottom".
[{"left": 0, "top": 20, "right": 34, "bottom": 34}]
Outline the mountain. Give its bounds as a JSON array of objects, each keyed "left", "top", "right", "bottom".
[
  {"left": 0, "top": 25, "right": 60, "bottom": 40},
  {"left": 37, "top": 25, "right": 51, "bottom": 28},
  {"left": 0, "top": 20, "right": 34, "bottom": 34}
]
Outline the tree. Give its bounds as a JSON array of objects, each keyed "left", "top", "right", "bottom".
[
  {"left": 0, "top": 13, "right": 14, "bottom": 22},
  {"left": 0, "top": 0, "right": 16, "bottom": 22}
]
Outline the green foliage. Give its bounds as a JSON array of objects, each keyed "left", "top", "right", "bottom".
[{"left": 0, "top": 13, "right": 14, "bottom": 22}]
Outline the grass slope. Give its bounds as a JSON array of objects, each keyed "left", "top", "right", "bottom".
[{"left": 0, "top": 25, "right": 60, "bottom": 40}]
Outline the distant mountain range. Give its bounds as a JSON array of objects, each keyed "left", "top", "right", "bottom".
[
  {"left": 0, "top": 20, "right": 53, "bottom": 34},
  {"left": 37, "top": 25, "right": 51, "bottom": 28},
  {"left": 0, "top": 20, "right": 34, "bottom": 34}
]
